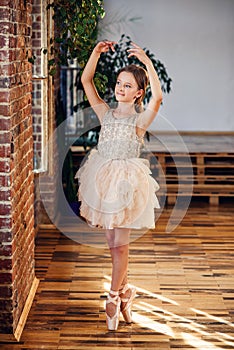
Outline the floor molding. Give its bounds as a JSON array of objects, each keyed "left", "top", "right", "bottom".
[
  {"left": 14, "top": 277, "right": 40, "bottom": 342},
  {"left": 0, "top": 277, "right": 40, "bottom": 343}
]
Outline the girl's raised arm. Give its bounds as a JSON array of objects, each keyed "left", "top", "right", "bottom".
[
  {"left": 81, "top": 41, "right": 116, "bottom": 122},
  {"left": 127, "top": 42, "right": 163, "bottom": 132}
]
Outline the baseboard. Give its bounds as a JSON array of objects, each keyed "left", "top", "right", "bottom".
[
  {"left": 0, "top": 277, "right": 39, "bottom": 342},
  {"left": 14, "top": 277, "right": 40, "bottom": 341}
]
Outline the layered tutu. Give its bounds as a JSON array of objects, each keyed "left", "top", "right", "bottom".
[{"left": 75, "top": 149, "right": 160, "bottom": 229}]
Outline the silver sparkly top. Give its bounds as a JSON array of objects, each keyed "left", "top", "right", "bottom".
[{"left": 97, "top": 109, "right": 143, "bottom": 159}]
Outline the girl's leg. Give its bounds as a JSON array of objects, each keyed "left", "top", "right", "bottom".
[
  {"left": 105, "top": 230, "right": 129, "bottom": 291},
  {"left": 105, "top": 228, "right": 130, "bottom": 317},
  {"left": 120, "top": 271, "right": 128, "bottom": 287},
  {"left": 110, "top": 228, "right": 130, "bottom": 291},
  {"left": 118, "top": 271, "right": 133, "bottom": 312}
]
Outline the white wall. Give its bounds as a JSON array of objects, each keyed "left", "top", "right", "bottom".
[{"left": 100, "top": 0, "right": 234, "bottom": 131}]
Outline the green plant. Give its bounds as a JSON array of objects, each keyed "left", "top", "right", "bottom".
[{"left": 46, "top": 0, "right": 105, "bottom": 74}]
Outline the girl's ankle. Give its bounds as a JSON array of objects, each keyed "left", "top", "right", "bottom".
[{"left": 119, "top": 283, "right": 128, "bottom": 294}]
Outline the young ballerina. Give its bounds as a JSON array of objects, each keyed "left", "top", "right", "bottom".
[{"left": 75, "top": 40, "right": 163, "bottom": 331}]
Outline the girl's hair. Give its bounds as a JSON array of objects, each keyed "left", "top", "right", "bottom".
[{"left": 117, "top": 64, "right": 149, "bottom": 112}]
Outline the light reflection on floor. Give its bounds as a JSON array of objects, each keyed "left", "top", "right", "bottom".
[{"left": 104, "top": 276, "right": 234, "bottom": 349}]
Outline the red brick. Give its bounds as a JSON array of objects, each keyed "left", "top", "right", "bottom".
[
  {"left": 8, "top": 49, "right": 17, "bottom": 61},
  {"left": 0, "top": 35, "right": 8, "bottom": 48},
  {"left": 0, "top": 300, "right": 13, "bottom": 313},
  {"left": 0, "top": 174, "right": 11, "bottom": 187},
  {"left": 0, "top": 273, "right": 12, "bottom": 284},
  {"left": 0, "top": 242, "right": 12, "bottom": 256},
  {"left": 0, "top": 22, "right": 14, "bottom": 35},
  {"left": 0, "top": 203, "right": 11, "bottom": 215},
  {"left": 0, "top": 188, "right": 11, "bottom": 201},
  {"left": 0, "top": 286, "right": 13, "bottom": 298},
  {"left": 17, "top": 35, "right": 25, "bottom": 48},
  {"left": 0, "top": 144, "right": 11, "bottom": 157},
  {"left": 0, "top": 8, "right": 10, "bottom": 21},
  {"left": 10, "top": 86, "right": 20, "bottom": 100},
  {"left": 0, "top": 131, "right": 10, "bottom": 144},
  {"left": 0, "top": 50, "right": 9, "bottom": 61},
  {"left": 0, "top": 91, "right": 10, "bottom": 103},
  {"left": 0, "top": 160, "right": 10, "bottom": 173},
  {"left": 0, "top": 258, "right": 12, "bottom": 270},
  {"left": 18, "top": 10, "right": 27, "bottom": 23},
  {"left": 9, "top": 36, "right": 17, "bottom": 49},
  {"left": 0, "top": 232, "right": 12, "bottom": 242},
  {"left": 32, "top": 5, "right": 41, "bottom": 14},
  {"left": 0, "top": 118, "right": 11, "bottom": 130},
  {"left": 0, "top": 104, "right": 11, "bottom": 116},
  {"left": 0, "top": 0, "right": 11, "bottom": 6}
]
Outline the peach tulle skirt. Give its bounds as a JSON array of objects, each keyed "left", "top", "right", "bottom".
[{"left": 74, "top": 149, "right": 160, "bottom": 229}]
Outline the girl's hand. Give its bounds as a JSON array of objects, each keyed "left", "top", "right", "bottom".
[
  {"left": 127, "top": 42, "right": 151, "bottom": 66},
  {"left": 94, "top": 40, "right": 117, "bottom": 54}
]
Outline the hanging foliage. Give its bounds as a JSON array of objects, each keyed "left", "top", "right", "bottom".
[{"left": 46, "top": 0, "right": 105, "bottom": 74}]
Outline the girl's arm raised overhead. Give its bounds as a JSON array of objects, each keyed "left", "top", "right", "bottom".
[
  {"left": 127, "top": 42, "right": 163, "bottom": 132},
  {"left": 81, "top": 41, "right": 116, "bottom": 122}
]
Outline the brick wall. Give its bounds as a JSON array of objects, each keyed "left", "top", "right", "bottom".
[{"left": 0, "top": 0, "right": 35, "bottom": 336}]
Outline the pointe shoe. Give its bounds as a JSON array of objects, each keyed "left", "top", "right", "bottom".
[
  {"left": 119, "top": 284, "right": 136, "bottom": 323},
  {"left": 105, "top": 290, "right": 121, "bottom": 331}
]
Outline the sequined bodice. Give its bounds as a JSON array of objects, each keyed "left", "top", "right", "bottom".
[{"left": 97, "top": 109, "right": 142, "bottom": 159}]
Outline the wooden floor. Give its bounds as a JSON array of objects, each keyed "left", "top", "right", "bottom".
[{"left": 1, "top": 202, "right": 234, "bottom": 349}]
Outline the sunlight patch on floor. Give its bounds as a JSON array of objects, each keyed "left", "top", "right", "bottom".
[
  {"left": 190, "top": 308, "right": 234, "bottom": 328},
  {"left": 103, "top": 276, "right": 234, "bottom": 349}
]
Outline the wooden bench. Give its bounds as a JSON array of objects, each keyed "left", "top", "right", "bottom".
[
  {"left": 71, "top": 146, "right": 234, "bottom": 206},
  {"left": 149, "top": 152, "right": 234, "bottom": 205}
]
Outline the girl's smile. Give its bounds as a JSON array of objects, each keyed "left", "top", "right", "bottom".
[{"left": 115, "top": 71, "right": 142, "bottom": 102}]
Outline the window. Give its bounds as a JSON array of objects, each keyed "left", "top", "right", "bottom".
[{"left": 32, "top": 0, "right": 48, "bottom": 172}]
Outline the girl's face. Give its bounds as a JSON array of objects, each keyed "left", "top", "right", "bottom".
[{"left": 115, "top": 72, "right": 143, "bottom": 103}]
